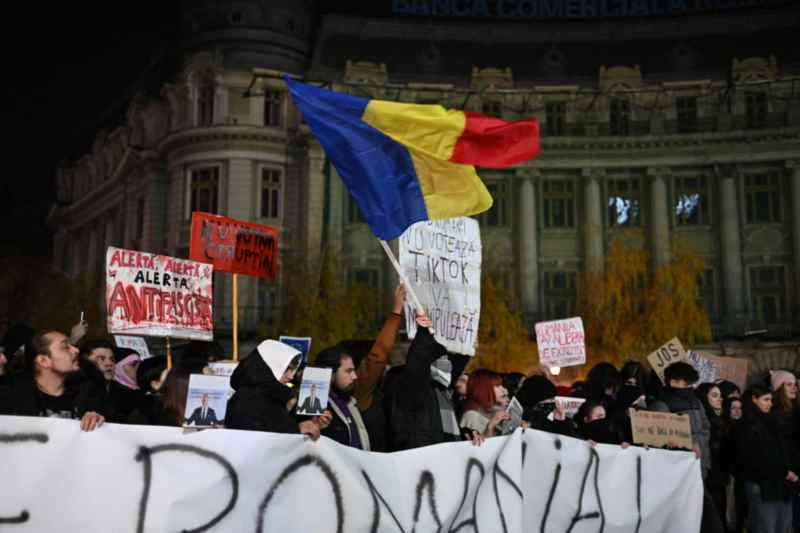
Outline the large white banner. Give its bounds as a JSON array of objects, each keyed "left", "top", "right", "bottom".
[
  {"left": 0, "top": 416, "right": 701, "bottom": 532},
  {"left": 399, "top": 218, "right": 481, "bottom": 355}
]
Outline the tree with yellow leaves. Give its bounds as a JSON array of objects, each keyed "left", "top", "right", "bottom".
[
  {"left": 471, "top": 259, "right": 539, "bottom": 373},
  {"left": 258, "top": 249, "right": 380, "bottom": 356},
  {"left": 576, "top": 233, "right": 712, "bottom": 369}
]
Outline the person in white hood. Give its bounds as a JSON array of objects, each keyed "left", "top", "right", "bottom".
[{"left": 225, "top": 339, "right": 330, "bottom": 438}]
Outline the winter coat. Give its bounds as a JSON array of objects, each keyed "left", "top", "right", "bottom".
[
  {"left": 224, "top": 353, "right": 299, "bottom": 434},
  {"left": 733, "top": 409, "right": 794, "bottom": 501},
  {"left": 650, "top": 388, "right": 712, "bottom": 478},
  {"left": 384, "top": 327, "right": 458, "bottom": 451}
]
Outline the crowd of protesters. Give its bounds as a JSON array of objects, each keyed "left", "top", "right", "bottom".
[{"left": 0, "top": 285, "right": 798, "bottom": 533}]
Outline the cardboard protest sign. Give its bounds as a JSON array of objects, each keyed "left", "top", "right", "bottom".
[
  {"left": 534, "top": 317, "right": 586, "bottom": 368},
  {"left": 183, "top": 375, "right": 231, "bottom": 428},
  {"left": 630, "top": 409, "right": 693, "bottom": 450},
  {"left": 555, "top": 396, "right": 587, "bottom": 419},
  {"left": 113, "top": 335, "right": 151, "bottom": 359},
  {"left": 279, "top": 336, "right": 312, "bottom": 364},
  {"left": 647, "top": 338, "right": 688, "bottom": 384},
  {"left": 400, "top": 218, "right": 482, "bottom": 356},
  {"left": 190, "top": 212, "right": 279, "bottom": 280},
  {"left": 688, "top": 351, "right": 750, "bottom": 391},
  {"left": 106, "top": 247, "right": 214, "bottom": 341},
  {"left": 1, "top": 416, "right": 703, "bottom": 533},
  {"left": 296, "top": 367, "right": 332, "bottom": 416}
]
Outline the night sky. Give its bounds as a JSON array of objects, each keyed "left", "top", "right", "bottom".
[{"left": 2, "top": 2, "right": 180, "bottom": 257}]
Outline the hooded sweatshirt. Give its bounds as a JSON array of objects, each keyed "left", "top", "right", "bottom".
[{"left": 224, "top": 340, "right": 301, "bottom": 434}]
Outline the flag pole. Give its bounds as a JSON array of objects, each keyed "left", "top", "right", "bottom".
[
  {"left": 232, "top": 273, "right": 239, "bottom": 362},
  {"left": 166, "top": 336, "right": 172, "bottom": 371},
  {"left": 378, "top": 239, "right": 425, "bottom": 314}
]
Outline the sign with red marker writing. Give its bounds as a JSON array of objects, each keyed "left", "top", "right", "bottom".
[
  {"left": 534, "top": 316, "right": 586, "bottom": 368},
  {"left": 106, "top": 247, "right": 214, "bottom": 340},
  {"left": 189, "top": 212, "right": 279, "bottom": 280}
]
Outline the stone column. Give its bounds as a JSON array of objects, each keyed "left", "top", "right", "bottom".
[
  {"left": 519, "top": 170, "right": 539, "bottom": 318},
  {"left": 328, "top": 165, "right": 345, "bottom": 256},
  {"left": 718, "top": 166, "right": 745, "bottom": 326},
  {"left": 788, "top": 160, "right": 800, "bottom": 312},
  {"left": 648, "top": 167, "right": 671, "bottom": 266},
  {"left": 582, "top": 168, "right": 605, "bottom": 273},
  {"left": 227, "top": 158, "right": 254, "bottom": 331},
  {"left": 306, "top": 142, "right": 326, "bottom": 262}
]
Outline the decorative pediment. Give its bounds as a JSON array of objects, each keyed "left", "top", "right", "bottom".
[
  {"left": 471, "top": 67, "right": 513, "bottom": 91},
  {"left": 732, "top": 55, "right": 778, "bottom": 83},
  {"left": 343, "top": 60, "right": 388, "bottom": 85},
  {"left": 599, "top": 65, "right": 642, "bottom": 91}
]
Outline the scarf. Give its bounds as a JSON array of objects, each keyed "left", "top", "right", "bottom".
[{"left": 114, "top": 354, "right": 140, "bottom": 390}]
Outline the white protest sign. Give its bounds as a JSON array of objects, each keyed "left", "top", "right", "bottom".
[
  {"left": 113, "top": 335, "right": 151, "bottom": 359},
  {"left": 207, "top": 362, "right": 238, "bottom": 378},
  {"left": 534, "top": 317, "right": 586, "bottom": 367},
  {"left": 106, "top": 247, "right": 214, "bottom": 340},
  {"left": 0, "top": 416, "right": 701, "bottom": 533},
  {"left": 399, "top": 218, "right": 481, "bottom": 355},
  {"left": 556, "top": 396, "right": 587, "bottom": 419},
  {"left": 687, "top": 351, "right": 718, "bottom": 385}
]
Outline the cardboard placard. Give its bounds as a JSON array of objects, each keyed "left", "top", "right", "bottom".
[
  {"left": 647, "top": 338, "right": 688, "bottom": 384},
  {"left": 534, "top": 317, "right": 586, "bottom": 368},
  {"left": 630, "top": 409, "right": 693, "bottom": 450},
  {"left": 190, "top": 212, "right": 279, "bottom": 280},
  {"left": 688, "top": 351, "right": 750, "bottom": 391},
  {"left": 106, "top": 247, "right": 214, "bottom": 341}
]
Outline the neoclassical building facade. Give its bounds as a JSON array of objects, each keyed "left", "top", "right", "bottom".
[{"left": 48, "top": 0, "right": 800, "bottom": 341}]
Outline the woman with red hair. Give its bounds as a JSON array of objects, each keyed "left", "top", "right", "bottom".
[{"left": 459, "top": 369, "right": 510, "bottom": 438}]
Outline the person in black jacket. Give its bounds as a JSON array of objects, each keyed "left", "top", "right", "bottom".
[
  {"left": 225, "top": 339, "right": 329, "bottom": 438},
  {"left": 0, "top": 331, "right": 104, "bottom": 431},
  {"left": 734, "top": 385, "right": 797, "bottom": 533},
  {"left": 384, "top": 316, "right": 462, "bottom": 451}
]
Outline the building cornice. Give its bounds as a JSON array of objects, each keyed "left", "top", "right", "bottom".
[
  {"left": 321, "top": 7, "right": 800, "bottom": 45},
  {"left": 158, "top": 126, "right": 292, "bottom": 158},
  {"left": 522, "top": 127, "right": 800, "bottom": 170}
]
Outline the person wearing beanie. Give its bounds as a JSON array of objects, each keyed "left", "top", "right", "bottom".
[{"left": 225, "top": 340, "right": 330, "bottom": 439}]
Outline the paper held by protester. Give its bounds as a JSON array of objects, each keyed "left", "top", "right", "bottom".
[
  {"left": 688, "top": 351, "right": 750, "bottom": 392},
  {"left": 113, "top": 335, "right": 151, "bottom": 359},
  {"left": 647, "top": 337, "right": 688, "bottom": 384},
  {"left": 630, "top": 409, "right": 693, "bottom": 450},
  {"left": 534, "top": 316, "right": 586, "bottom": 368},
  {"left": 106, "top": 247, "right": 214, "bottom": 341},
  {"left": 183, "top": 375, "right": 232, "bottom": 429},
  {"left": 400, "top": 217, "right": 481, "bottom": 356},
  {"left": 0, "top": 415, "right": 702, "bottom": 533},
  {"left": 296, "top": 367, "right": 332, "bottom": 416}
]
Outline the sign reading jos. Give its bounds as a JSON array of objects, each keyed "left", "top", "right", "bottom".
[
  {"left": 534, "top": 317, "right": 586, "bottom": 367},
  {"left": 106, "top": 247, "right": 214, "bottom": 341},
  {"left": 648, "top": 338, "right": 688, "bottom": 383},
  {"left": 189, "top": 212, "right": 279, "bottom": 280},
  {"left": 399, "top": 217, "right": 481, "bottom": 356}
]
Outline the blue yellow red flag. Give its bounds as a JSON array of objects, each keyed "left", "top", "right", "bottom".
[{"left": 285, "top": 77, "right": 540, "bottom": 240}]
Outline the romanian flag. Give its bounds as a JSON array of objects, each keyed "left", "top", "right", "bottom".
[{"left": 285, "top": 77, "right": 540, "bottom": 240}]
